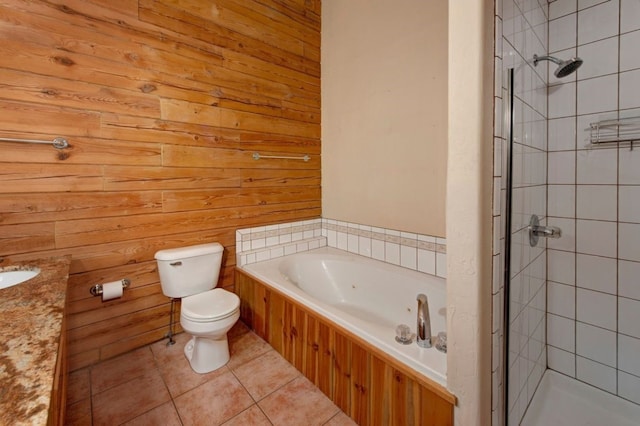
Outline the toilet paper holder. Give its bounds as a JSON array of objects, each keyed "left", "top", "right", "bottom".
[{"left": 89, "top": 279, "right": 131, "bottom": 297}]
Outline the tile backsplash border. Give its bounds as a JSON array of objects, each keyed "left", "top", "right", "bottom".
[{"left": 236, "top": 218, "right": 447, "bottom": 278}]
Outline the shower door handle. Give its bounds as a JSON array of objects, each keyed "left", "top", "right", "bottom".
[{"left": 528, "top": 214, "right": 562, "bottom": 247}]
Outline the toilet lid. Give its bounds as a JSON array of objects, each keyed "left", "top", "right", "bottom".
[{"left": 181, "top": 289, "right": 240, "bottom": 322}]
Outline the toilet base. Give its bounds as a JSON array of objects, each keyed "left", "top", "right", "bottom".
[{"left": 184, "top": 335, "right": 230, "bottom": 374}]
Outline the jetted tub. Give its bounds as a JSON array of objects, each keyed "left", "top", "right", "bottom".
[{"left": 239, "top": 246, "right": 447, "bottom": 386}]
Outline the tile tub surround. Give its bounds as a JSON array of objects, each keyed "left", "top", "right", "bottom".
[
  {"left": 236, "top": 218, "right": 447, "bottom": 278},
  {"left": 0, "top": 256, "right": 71, "bottom": 425},
  {"left": 66, "top": 322, "right": 355, "bottom": 426}
]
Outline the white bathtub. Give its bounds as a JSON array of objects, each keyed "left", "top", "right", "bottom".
[{"left": 239, "top": 246, "right": 447, "bottom": 386}]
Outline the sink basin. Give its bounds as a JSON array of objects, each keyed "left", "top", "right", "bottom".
[{"left": 0, "top": 268, "right": 41, "bottom": 290}]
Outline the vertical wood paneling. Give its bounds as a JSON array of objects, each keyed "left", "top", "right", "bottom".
[
  {"left": 253, "top": 283, "right": 268, "bottom": 340},
  {"left": 332, "top": 331, "right": 351, "bottom": 413},
  {"left": 281, "top": 296, "right": 293, "bottom": 361},
  {"left": 267, "top": 290, "right": 286, "bottom": 355},
  {"left": 288, "top": 304, "right": 306, "bottom": 371},
  {"left": 390, "top": 368, "right": 409, "bottom": 426},
  {"left": 235, "top": 271, "right": 455, "bottom": 425},
  {"left": 0, "top": 0, "right": 320, "bottom": 370},
  {"left": 236, "top": 272, "right": 254, "bottom": 326},
  {"left": 303, "top": 313, "right": 319, "bottom": 382},
  {"left": 351, "top": 342, "right": 369, "bottom": 425},
  {"left": 419, "top": 385, "right": 454, "bottom": 426},
  {"left": 370, "top": 355, "right": 392, "bottom": 425},
  {"left": 317, "top": 319, "right": 333, "bottom": 398}
]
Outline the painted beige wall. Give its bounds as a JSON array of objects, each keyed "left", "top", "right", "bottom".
[
  {"left": 446, "top": 0, "right": 494, "bottom": 424},
  {"left": 322, "top": 2, "right": 495, "bottom": 423},
  {"left": 321, "top": 0, "right": 447, "bottom": 237}
]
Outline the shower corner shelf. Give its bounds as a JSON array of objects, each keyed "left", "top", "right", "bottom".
[{"left": 588, "top": 116, "right": 640, "bottom": 151}]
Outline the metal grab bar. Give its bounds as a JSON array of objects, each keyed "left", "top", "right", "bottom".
[
  {"left": 252, "top": 152, "right": 310, "bottom": 162},
  {"left": 0, "top": 136, "right": 69, "bottom": 149}
]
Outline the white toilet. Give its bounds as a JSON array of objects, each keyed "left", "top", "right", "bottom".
[{"left": 154, "top": 243, "right": 240, "bottom": 373}]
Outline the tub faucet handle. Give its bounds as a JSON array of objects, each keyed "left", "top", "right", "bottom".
[
  {"left": 416, "top": 293, "right": 432, "bottom": 348},
  {"left": 395, "top": 324, "right": 413, "bottom": 345}
]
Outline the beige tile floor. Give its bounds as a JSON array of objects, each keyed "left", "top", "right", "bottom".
[{"left": 65, "top": 322, "right": 357, "bottom": 425}]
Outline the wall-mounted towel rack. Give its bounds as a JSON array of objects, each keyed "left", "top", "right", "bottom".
[
  {"left": 589, "top": 116, "right": 640, "bottom": 151},
  {"left": 0, "top": 136, "right": 69, "bottom": 149},
  {"left": 252, "top": 152, "right": 310, "bottom": 162}
]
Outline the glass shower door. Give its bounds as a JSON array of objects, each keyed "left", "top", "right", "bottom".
[{"left": 504, "top": 68, "right": 549, "bottom": 425}]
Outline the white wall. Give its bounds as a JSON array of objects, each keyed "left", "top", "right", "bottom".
[
  {"left": 321, "top": 0, "right": 448, "bottom": 237},
  {"left": 447, "top": 0, "right": 494, "bottom": 425}
]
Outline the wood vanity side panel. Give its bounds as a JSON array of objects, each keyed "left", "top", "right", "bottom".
[{"left": 235, "top": 270, "right": 455, "bottom": 426}]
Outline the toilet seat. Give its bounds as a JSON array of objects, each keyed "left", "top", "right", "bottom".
[{"left": 181, "top": 288, "right": 240, "bottom": 323}]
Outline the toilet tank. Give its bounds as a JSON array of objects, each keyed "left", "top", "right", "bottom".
[{"left": 154, "top": 243, "right": 224, "bottom": 298}]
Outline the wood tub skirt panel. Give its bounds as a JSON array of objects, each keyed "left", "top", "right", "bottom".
[{"left": 235, "top": 269, "right": 455, "bottom": 426}]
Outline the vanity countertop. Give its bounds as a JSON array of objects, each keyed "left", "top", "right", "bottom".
[{"left": 0, "top": 256, "right": 71, "bottom": 425}]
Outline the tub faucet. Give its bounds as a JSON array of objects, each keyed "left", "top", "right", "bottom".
[{"left": 416, "top": 294, "right": 432, "bottom": 348}]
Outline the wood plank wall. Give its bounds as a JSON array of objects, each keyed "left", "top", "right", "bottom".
[{"left": 0, "top": 0, "right": 321, "bottom": 372}]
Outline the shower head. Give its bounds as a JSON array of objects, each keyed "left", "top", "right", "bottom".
[{"left": 533, "top": 54, "right": 583, "bottom": 78}]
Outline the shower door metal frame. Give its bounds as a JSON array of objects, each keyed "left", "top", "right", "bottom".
[{"left": 502, "top": 67, "right": 515, "bottom": 425}]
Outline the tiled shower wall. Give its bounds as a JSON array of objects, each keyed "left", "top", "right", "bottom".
[
  {"left": 493, "top": 0, "right": 549, "bottom": 425},
  {"left": 545, "top": 0, "right": 640, "bottom": 405}
]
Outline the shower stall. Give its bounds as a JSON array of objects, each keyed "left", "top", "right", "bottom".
[{"left": 497, "top": 0, "right": 640, "bottom": 425}]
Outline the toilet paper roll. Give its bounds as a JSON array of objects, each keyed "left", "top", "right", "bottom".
[{"left": 102, "top": 281, "right": 123, "bottom": 302}]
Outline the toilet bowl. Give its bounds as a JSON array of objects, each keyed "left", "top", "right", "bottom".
[
  {"left": 154, "top": 243, "right": 240, "bottom": 374},
  {"left": 180, "top": 288, "right": 240, "bottom": 373}
]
